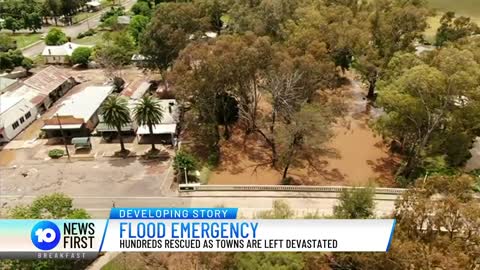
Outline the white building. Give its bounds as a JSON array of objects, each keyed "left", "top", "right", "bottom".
[
  {"left": 42, "top": 86, "right": 114, "bottom": 138},
  {"left": 86, "top": 0, "right": 101, "bottom": 11},
  {"left": 0, "top": 96, "right": 37, "bottom": 143},
  {"left": 136, "top": 99, "right": 179, "bottom": 144},
  {"left": 42, "top": 42, "right": 93, "bottom": 64}
]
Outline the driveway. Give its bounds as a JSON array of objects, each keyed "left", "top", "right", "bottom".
[{"left": 22, "top": 0, "right": 137, "bottom": 57}]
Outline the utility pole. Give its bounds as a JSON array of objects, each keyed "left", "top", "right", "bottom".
[
  {"left": 56, "top": 114, "right": 70, "bottom": 160},
  {"left": 184, "top": 167, "right": 188, "bottom": 185}
]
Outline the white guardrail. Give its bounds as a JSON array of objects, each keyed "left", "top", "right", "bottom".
[{"left": 178, "top": 184, "right": 407, "bottom": 195}]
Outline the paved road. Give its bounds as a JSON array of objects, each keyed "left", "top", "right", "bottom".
[
  {"left": 0, "top": 192, "right": 398, "bottom": 219},
  {"left": 0, "top": 154, "right": 398, "bottom": 219},
  {"left": 23, "top": 0, "right": 136, "bottom": 57}
]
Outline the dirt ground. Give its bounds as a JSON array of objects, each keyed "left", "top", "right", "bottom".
[{"left": 209, "top": 76, "right": 398, "bottom": 186}]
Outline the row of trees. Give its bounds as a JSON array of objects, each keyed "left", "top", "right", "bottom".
[
  {"left": 101, "top": 95, "right": 165, "bottom": 153},
  {"left": 134, "top": 0, "right": 432, "bottom": 181},
  {"left": 0, "top": 0, "right": 95, "bottom": 31},
  {"left": 62, "top": 0, "right": 480, "bottom": 184},
  {"left": 134, "top": 0, "right": 480, "bottom": 185}
]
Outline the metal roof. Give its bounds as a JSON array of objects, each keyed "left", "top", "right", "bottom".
[
  {"left": 136, "top": 124, "right": 177, "bottom": 135},
  {"left": 42, "top": 42, "right": 93, "bottom": 57},
  {"left": 53, "top": 85, "right": 114, "bottom": 121},
  {"left": 23, "top": 66, "right": 74, "bottom": 95},
  {"left": 1, "top": 85, "right": 47, "bottom": 106}
]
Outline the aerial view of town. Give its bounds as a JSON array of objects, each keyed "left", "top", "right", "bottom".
[{"left": 0, "top": 0, "right": 479, "bottom": 268}]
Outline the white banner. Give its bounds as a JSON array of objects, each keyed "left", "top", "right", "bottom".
[{"left": 101, "top": 219, "right": 396, "bottom": 252}]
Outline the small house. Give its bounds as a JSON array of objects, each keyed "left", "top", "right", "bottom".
[{"left": 42, "top": 42, "right": 93, "bottom": 64}]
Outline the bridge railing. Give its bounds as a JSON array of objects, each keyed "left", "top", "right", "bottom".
[{"left": 178, "top": 184, "right": 407, "bottom": 195}]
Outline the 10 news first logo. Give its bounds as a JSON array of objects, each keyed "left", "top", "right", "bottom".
[{"left": 30, "top": 220, "right": 96, "bottom": 258}]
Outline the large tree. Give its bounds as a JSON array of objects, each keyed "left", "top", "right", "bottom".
[
  {"left": 140, "top": 2, "right": 210, "bottom": 87},
  {"left": 101, "top": 95, "right": 132, "bottom": 153},
  {"left": 133, "top": 95, "right": 164, "bottom": 152},
  {"left": 71, "top": 46, "right": 92, "bottom": 66},
  {"left": 277, "top": 104, "right": 334, "bottom": 179},
  {"left": 436, "top": 12, "right": 480, "bottom": 47},
  {"left": 128, "top": 15, "right": 150, "bottom": 44},
  {"left": 376, "top": 48, "right": 480, "bottom": 180},
  {"left": 355, "top": 0, "right": 429, "bottom": 99},
  {"left": 171, "top": 34, "right": 272, "bottom": 145}
]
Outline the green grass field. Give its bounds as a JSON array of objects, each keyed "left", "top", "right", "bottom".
[
  {"left": 427, "top": 0, "right": 480, "bottom": 18},
  {"left": 75, "top": 31, "right": 104, "bottom": 45},
  {"left": 425, "top": 0, "right": 480, "bottom": 42},
  {"left": 11, "top": 33, "right": 42, "bottom": 49}
]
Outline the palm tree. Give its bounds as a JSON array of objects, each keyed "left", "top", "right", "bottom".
[
  {"left": 101, "top": 95, "right": 131, "bottom": 153},
  {"left": 133, "top": 95, "right": 164, "bottom": 151}
]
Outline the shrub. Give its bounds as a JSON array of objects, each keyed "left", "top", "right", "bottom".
[
  {"left": 71, "top": 47, "right": 92, "bottom": 66},
  {"left": 100, "top": 7, "right": 125, "bottom": 22},
  {"left": 444, "top": 133, "right": 473, "bottom": 167},
  {"left": 21, "top": 57, "right": 33, "bottom": 72},
  {"left": 281, "top": 176, "right": 295, "bottom": 185},
  {"left": 45, "top": 28, "right": 68, "bottom": 45},
  {"left": 173, "top": 151, "right": 198, "bottom": 172},
  {"left": 207, "top": 149, "right": 220, "bottom": 167},
  {"left": 333, "top": 187, "right": 375, "bottom": 219},
  {"left": 77, "top": 29, "right": 96, "bottom": 39},
  {"left": 474, "top": 177, "right": 480, "bottom": 193},
  {"left": 48, "top": 149, "right": 64, "bottom": 159}
]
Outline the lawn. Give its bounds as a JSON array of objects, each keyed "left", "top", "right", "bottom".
[
  {"left": 11, "top": 33, "right": 42, "bottom": 49},
  {"left": 75, "top": 31, "right": 104, "bottom": 45},
  {"left": 73, "top": 11, "right": 98, "bottom": 24},
  {"left": 425, "top": 0, "right": 480, "bottom": 43},
  {"left": 427, "top": 0, "right": 480, "bottom": 18},
  {"left": 73, "top": 0, "right": 109, "bottom": 24}
]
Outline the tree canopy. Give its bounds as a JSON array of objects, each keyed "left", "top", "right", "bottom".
[
  {"left": 71, "top": 46, "right": 92, "bottom": 65},
  {"left": 45, "top": 27, "right": 68, "bottom": 46},
  {"left": 376, "top": 47, "right": 480, "bottom": 180}
]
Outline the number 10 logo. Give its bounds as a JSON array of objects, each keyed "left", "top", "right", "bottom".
[{"left": 31, "top": 221, "right": 61, "bottom": 250}]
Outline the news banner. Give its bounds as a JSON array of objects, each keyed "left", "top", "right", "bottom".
[{"left": 0, "top": 208, "right": 396, "bottom": 259}]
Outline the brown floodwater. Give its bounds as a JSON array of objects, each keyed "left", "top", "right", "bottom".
[{"left": 209, "top": 76, "right": 397, "bottom": 186}]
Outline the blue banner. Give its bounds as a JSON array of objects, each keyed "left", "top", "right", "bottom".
[{"left": 109, "top": 208, "right": 239, "bottom": 219}]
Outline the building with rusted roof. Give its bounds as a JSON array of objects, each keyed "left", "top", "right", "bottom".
[{"left": 23, "top": 66, "right": 77, "bottom": 104}]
